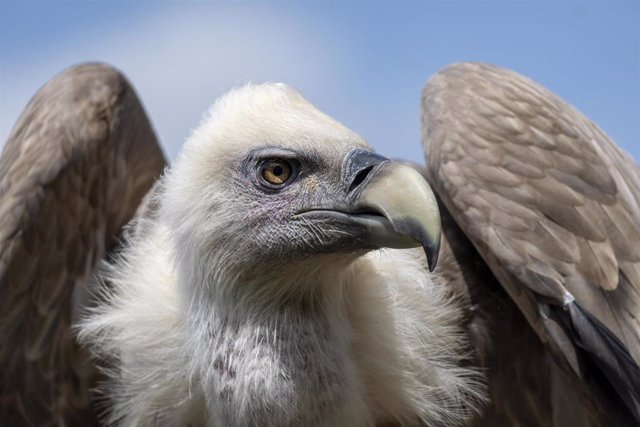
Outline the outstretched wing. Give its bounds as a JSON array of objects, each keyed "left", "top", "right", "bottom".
[
  {"left": 0, "top": 63, "right": 166, "bottom": 425},
  {"left": 422, "top": 62, "right": 640, "bottom": 425}
]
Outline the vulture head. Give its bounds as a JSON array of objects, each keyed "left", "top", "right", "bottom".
[
  {"left": 79, "top": 80, "right": 483, "bottom": 427},
  {"left": 162, "top": 83, "right": 441, "bottom": 299}
]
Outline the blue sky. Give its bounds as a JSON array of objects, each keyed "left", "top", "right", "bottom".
[{"left": 1, "top": 1, "right": 638, "bottom": 163}]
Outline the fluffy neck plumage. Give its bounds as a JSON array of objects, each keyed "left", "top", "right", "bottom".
[
  {"left": 178, "top": 254, "right": 371, "bottom": 426},
  {"left": 80, "top": 218, "right": 485, "bottom": 426}
]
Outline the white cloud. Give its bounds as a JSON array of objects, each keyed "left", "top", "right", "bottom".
[{"left": 0, "top": 5, "right": 351, "bottom": 160}]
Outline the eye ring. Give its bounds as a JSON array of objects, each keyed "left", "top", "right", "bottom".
[{"left": 258, "top": 159, "right": 296, "bottom": 189}]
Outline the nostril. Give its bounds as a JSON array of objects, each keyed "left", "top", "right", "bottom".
[{"left": 348, "top": 165, "right": 375, "bottom": 194}]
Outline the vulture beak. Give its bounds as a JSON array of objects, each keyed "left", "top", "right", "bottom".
[{"left": 296, "top": 149, "right": 442, "bottom": 271}]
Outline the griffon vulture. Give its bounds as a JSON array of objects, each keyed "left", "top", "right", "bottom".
[{"left": 1, "top": 62, "right": 639, "bottom": 426}]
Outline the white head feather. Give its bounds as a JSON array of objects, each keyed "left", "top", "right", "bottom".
[{"left": 79, "top": 83, "right": 486, "bottom": 426}]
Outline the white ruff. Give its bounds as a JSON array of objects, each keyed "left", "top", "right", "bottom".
[{"left": 80, "top": 222, "right": 485, "bottom": 426}]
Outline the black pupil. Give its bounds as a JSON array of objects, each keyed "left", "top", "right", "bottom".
[{"left": 272, "top": 165, "right": 283, "bottom": 176}]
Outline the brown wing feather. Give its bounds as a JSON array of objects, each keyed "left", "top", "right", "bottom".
[
  {"left": 0, "top": 63, "right": 166, "bottom": 425},
  {"left": 422, "top": 62, "right": 640, "bottom": 424},
  {"left": 407, "top": 163, "right": 607, "bottom": 426},
  {"left": 437, "top": 199, "right": 607, "bottom": 427}
]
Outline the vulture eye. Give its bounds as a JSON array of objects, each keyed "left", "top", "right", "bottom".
[{"left": 259, "top": 159, "right": 294, "bottom": 188}]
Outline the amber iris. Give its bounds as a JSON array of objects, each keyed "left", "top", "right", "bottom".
[{"left": 260, "top": 160, "right": 292, "bottom": 186}]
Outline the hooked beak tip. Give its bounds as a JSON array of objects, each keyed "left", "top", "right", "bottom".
[
  {"left": 345, "top": 156, "right": 442, "bottom": 271},
  {"left": 426, "top": 243, "right": 440, "bottom": 272}
]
